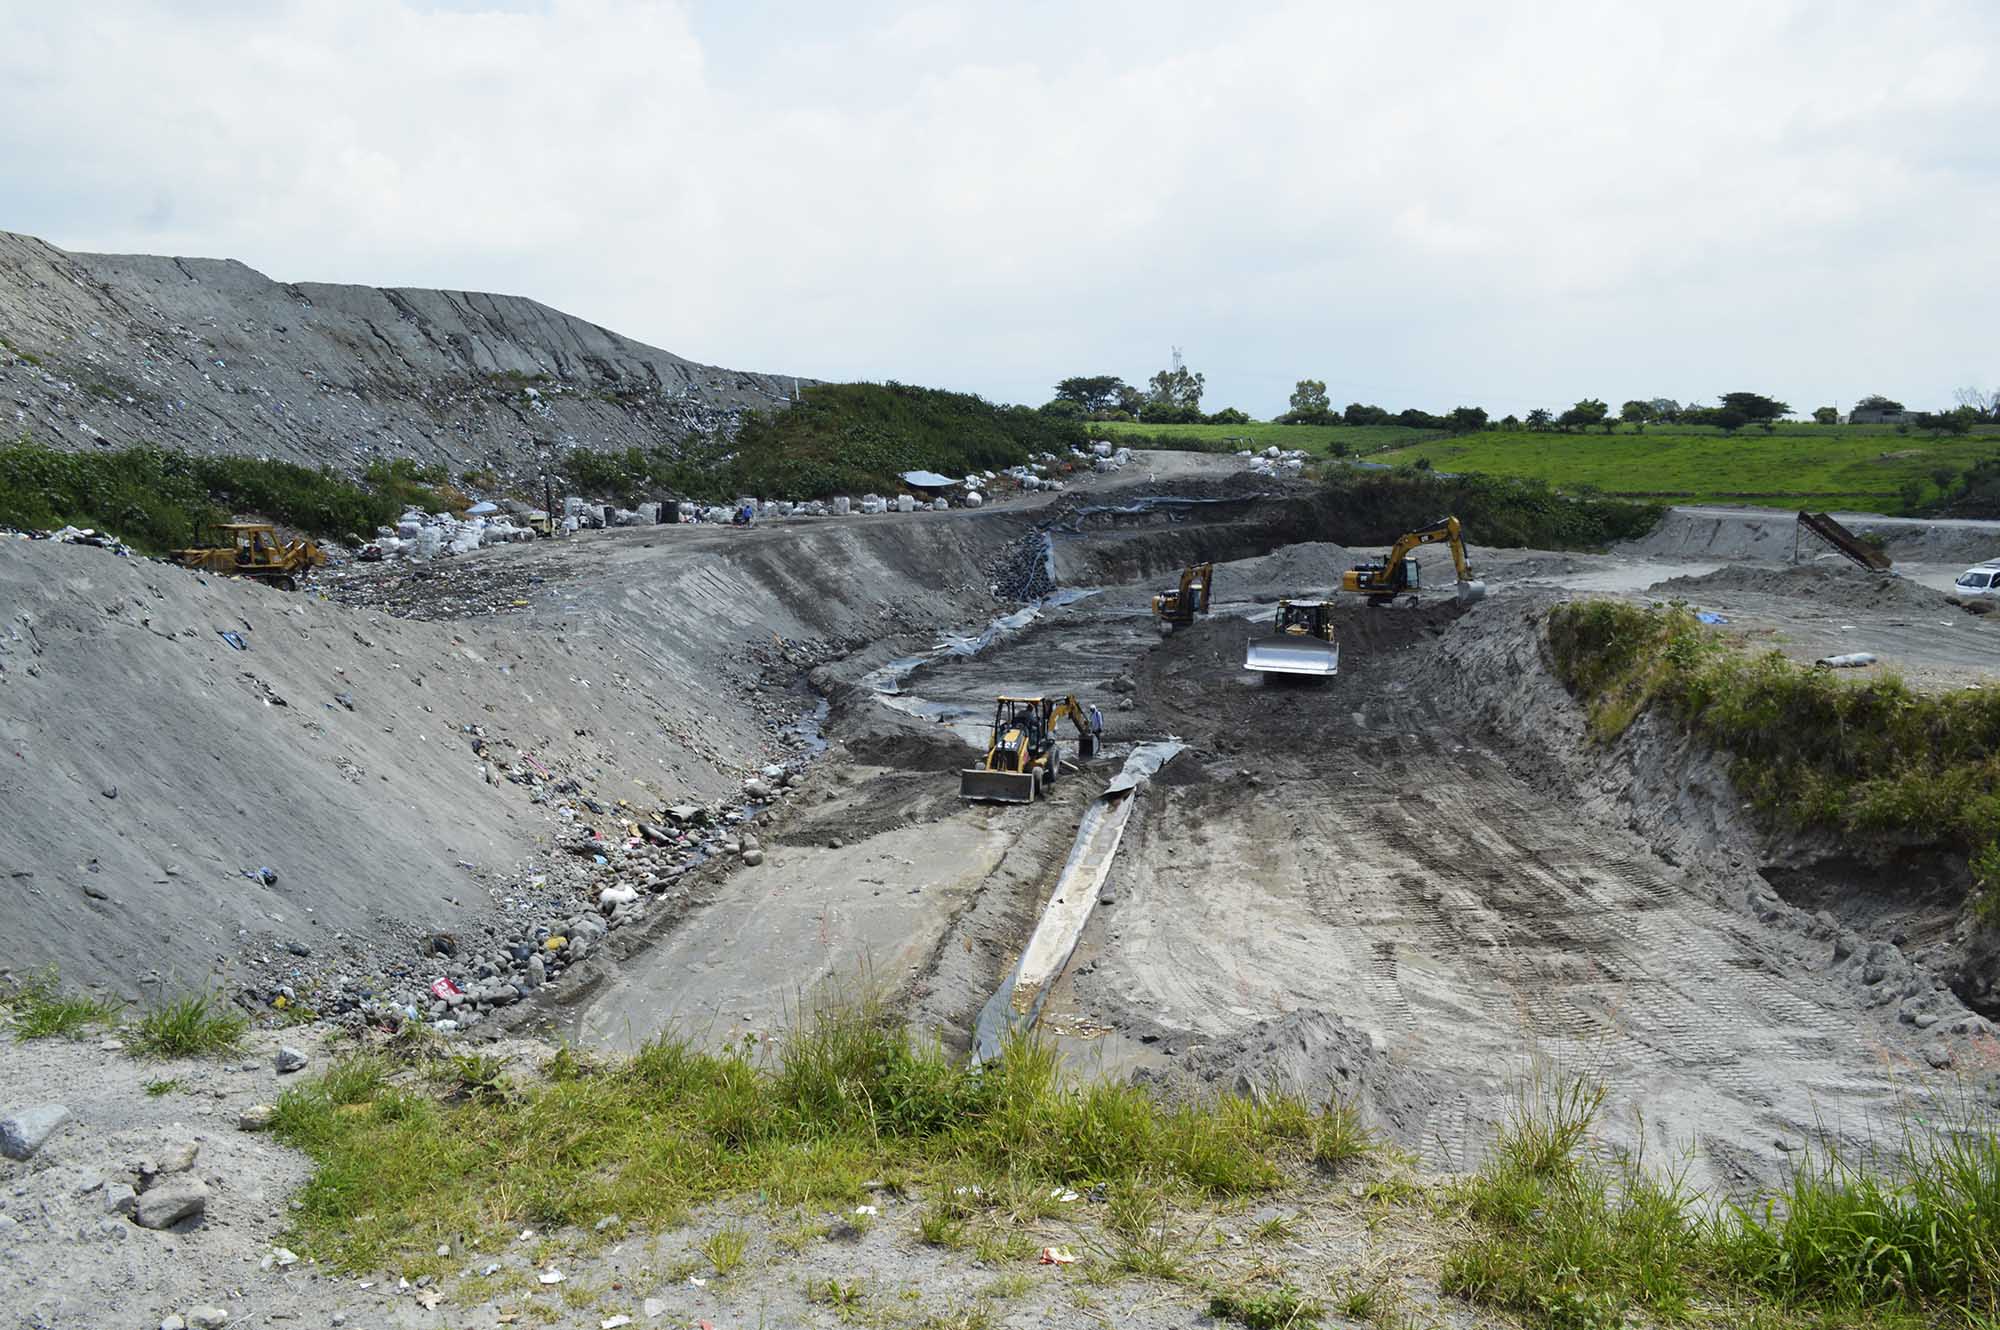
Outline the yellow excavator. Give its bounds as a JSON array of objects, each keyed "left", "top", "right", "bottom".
[
  {"left": 960, "top": 695, "right": 1102, "bottom": 803},
  {"left": 173, "top": 523, "right": 324, "bottom": 591},
  {"left": 1245, "top": 599, "right": 1341, "bottom": 677},
  {"left": 1341, "top": 516, "right": 1485, "bottom": 606},
  {"left": 1151, "top": 562, "right": 1214, "bottom": 633}
]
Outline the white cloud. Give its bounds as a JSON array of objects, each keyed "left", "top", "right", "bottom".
[{"left": 1, "top": 0, "right": 1995, "bottom": 414}]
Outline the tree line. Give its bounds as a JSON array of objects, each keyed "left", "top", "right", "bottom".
[{"left": 1043, "top": 360, "right": 2000, "bottom": 437}]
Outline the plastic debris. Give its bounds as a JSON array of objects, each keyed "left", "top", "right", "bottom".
[{"left": 1039, "top": 1246, "right": 1077, "bottom": 1264}]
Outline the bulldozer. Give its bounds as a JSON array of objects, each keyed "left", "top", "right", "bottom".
[
  {"left": 1244, "top": 599, "right": 1341, "bottom": 677},
  {"left": 1151, "top": 562, "right": 1214, "bottom": 633},
  {"left": 172, "top": 523, "right": 323, "bottom": 591},
  {"left": 960, "top": 695, "right": 1102, "bottom": 803},
  {"left": 1341, "top": 516, "right": 1485, "bottom": 606}
]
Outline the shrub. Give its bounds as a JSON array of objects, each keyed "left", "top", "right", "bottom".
[{"left": 129, "top": 990, "right": 248, "bottom": 1058}]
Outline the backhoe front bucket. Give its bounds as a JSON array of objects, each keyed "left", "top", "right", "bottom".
[
  {"left": 960, "top": 767, "right": 1040, "bottom": 803},
  {"left": 1455, "top": 579, "right": 1488, "bottom": 605},
  {"left": 1244, "top": 637, "right": 1341, "bottom": 676}
]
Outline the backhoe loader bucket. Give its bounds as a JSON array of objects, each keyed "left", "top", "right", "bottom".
[
  {"left": 1455, "top": 579, "right": 1487, "bottom": 605},
  {"left": 960, "top": 767, "right": 1040, "bottom": 803},
  {"left": 1244, "top": 637, "right": 1341, "bottom": 676}
]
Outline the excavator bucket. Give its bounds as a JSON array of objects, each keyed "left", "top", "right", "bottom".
[
  {"left": 1455, "top": 580, "right": 1488, "bottom": 605},
  {"left": 960, "top": 767, "right": 1040, "bottom": 803},
  {"left": 1244, "top": 636, "right": 1341, "bottom": 676}
]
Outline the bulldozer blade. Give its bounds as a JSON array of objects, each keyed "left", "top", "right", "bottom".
[
  {"left": 960, "top": 767, "right": 1040, "bottom": 803},
  {"left": 1455, "top": 579, "right": 1488, "bottom": 605},
  {"left": 1244, "top": 637, "right": 1341, "bottom": 676}
]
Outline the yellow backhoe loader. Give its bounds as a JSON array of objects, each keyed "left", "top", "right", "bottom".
[
  {"left": 1244, "top": 599, "right": 1341, "bottom": 676},
  {"left": 1151, "top": 562, "right": 1214, "bottom": 633},
  {"left": 960, "top": 695, "right": 1102, "bottom": 803},
  {"left": 172, "top": 523, "right": 324, "bottom": 591},
  {"left": 1341, "top": 516, "right": 1485, "bottom": 606}
]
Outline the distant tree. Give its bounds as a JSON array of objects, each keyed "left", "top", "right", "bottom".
[
  {"left": 1915, "top": 410, "right": 1971, "bottom": 437},
  {"left": 1053, "top": 375, "right": 1128, "bottom": 414},
  {"left": 1619, "top": 400, "right": 1654, "bottom": 424},
  {"left": 1812, "top": 406, "right": 1840, "bottom": 425},
  {"left": 1039, "top": 398, "right": 1086, "bottom": 419},
  {"left": 1446, "top": 406, "right": 1488, "bottom": 434},
  {"left": 1600, "top": 419, "right": 1618, "bottom": 434},
  {"left": 1855, "top": 394, "right": 1905, "bottom": 414},
  {"left": 1647, "top": 398, "right": 1683, "bottom": 423},
  {"left": 1115, "top": 384, "right": 1148, "bottom": 417},
  {"left": 1146, "top": 363, "right": 1205, "bottom": 413},
  {"left": 1206, "top": 406, "right": 1250, "bottom": 425},
  {"left": 1714, "top": 408, "right": 1749, "bottom": 433},
  {"left": 1499, "top": 413, "right": 1521, "bottom": 430},
  {"left": 1557, "top": 398, "right": 1609, "bottom": 432},
  {"left": 1955, "top": 386, "right": 1999, "bottom": 420},
  {"left": 1720, "top": 392, "right": 1790, "bottom": 422},
  {"left": 1288, "top": 379, "right": 1332, "bottom": 418},
  {"left": 1759, "top": 420, "right": 1778, "bottom": 433},
  {"left": 1343, "top": 402, "right": 1390, "bottom": 426},
  {"left": 1932, "top": 465, "right": 1960, "bottom": 494},
  {"left": 1395, "top": 408, "right": 1445, "bottom": 429},
  {"left": 1899, "top": 478, "right": 1924, "bottom": 510},
  {"left": 1525, "top": 407, "right": 1553, "bottom": 432}
]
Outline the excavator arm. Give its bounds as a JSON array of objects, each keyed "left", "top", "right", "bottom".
[{"left": 1048, "top": 695, "right": 1102, "bottom": 758}]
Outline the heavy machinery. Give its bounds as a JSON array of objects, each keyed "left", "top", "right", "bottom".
[
  {"left": 172, "top": 523, "right": 323, "bottom": 590},
  {"left": 1151, "top": 562, "right": 1214, "bottom": 633},
  {"left": 1341, "top": 516, "right": 1486, "bottom": 606},
  {"left": 1244, "top": 599, "right": 1341, "bottom": 677},
  {"left": 960, "top": 695, "right": 1102, "bottom": 803}
]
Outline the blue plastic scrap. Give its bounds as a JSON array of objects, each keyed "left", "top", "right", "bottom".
[
  {"left": 1695, "top": 611, "right": 1728, "bottom": 625},
  {"left": 218, "top": 630, "right": 248, "bottom": 650}
]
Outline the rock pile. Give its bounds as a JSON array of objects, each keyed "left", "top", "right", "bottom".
[{"left": 987, "top": 533, "right": 1057, "bottom": 602}]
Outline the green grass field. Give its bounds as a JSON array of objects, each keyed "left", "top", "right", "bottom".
[
  {"left": 1096, "top": 419, "right": 2000, "bottom": 514},
  {"left": 1374, "top": 424, "right": 2000, "bottom": 514}
]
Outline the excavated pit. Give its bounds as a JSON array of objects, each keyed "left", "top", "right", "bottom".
[{"left": 5, "top": 468, "right": 1991, "bottom": 1205}]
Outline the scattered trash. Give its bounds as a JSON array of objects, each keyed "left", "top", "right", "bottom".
[
  {"left": 1694, "top": 611, "right": 1728, "bottom": 625},
  {"left": 685, "top": 1274, "right": 706, "bottom": 1288},
  {"left": 1050, "top": 1188, "right": 1079, "bottom": 1203},
  {"left": 1039, "top": 1245, "right": 1077, "bottom": 1265},
  {"left": 538, "top": 1270, "right": 565, "bottom": 1285},
  {"left": 430, "top": 977, "right": 463, "bottom": 1001},
  {"left": 601, "top": 1318, "right": 632, "bottom": 1329},
  {"left": 852, "top": 1204, "right": 878, "bottom": 1216},
  {"left": 1815, "top": 652, "right": 1879, "bottom": 669},
  {"left": 217, "top": 630, "right": 248, "bottom": 650}
]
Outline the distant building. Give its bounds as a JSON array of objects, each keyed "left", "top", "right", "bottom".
[{"left": 1850, "top": 403, "right": 1914, "bottom": 425}]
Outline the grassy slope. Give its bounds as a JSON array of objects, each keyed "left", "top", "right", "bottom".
[
  {"left": 1373, "top": 424, "right": 2000, "bottom": 514},
  {"left": 1090, "top": 420, "right": 1443, "bottom": 456}
]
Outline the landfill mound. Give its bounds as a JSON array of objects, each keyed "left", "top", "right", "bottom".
[
  {"left": 0, "top": 229, "right": 807, "bottom": 481},
  {"left": 1650, "top": 562, "right": 1954, "bottom": 613},
  {"left": 1140, "top": 1009, "right": 1440, "bottom": 1145}
]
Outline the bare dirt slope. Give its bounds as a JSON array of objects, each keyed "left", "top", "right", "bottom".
[
  {"left": 0, "top": 510, "right": 1026, "bottom": 1000},
  {"left": 0, "top": 229, "right": 806, "bottom": 477}
]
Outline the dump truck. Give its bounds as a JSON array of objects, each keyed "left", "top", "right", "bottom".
[
  {"left": 960, "top": 695, "right": 1102, "bottom": 803},
  {"left": 1245, "top": 599, "right": 1341, "bottom": 677},
  {"left": 1342, "top": 516, "right": 1485, "bottom": 606},
  {"left": 1152, "top": 562, "right": 1215, "bottom": 633},
  {"left": 172, "top": 523, "right": 323, "bottom": 590}
]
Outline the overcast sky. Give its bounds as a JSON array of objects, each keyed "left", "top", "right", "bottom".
[{"left": 2, "top": 1, "right": 1995, "bottom": 416}]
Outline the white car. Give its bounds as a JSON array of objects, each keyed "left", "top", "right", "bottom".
[{"left": 1953, "top": 561, "right": 2000, "bottom": 596}]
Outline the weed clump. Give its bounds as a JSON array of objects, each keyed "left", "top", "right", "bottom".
[
  {"left": 2, "top": 969, "right": 121, "bottom": 1040},
  {"left": 129, "top": 990, "right": 248, "bottom": 1059}
]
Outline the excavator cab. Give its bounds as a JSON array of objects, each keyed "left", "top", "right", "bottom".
[
  {"left": 960, "top": 694, "right": 1101, "bottom": 803},
  {"left": 1245, "top": 599, "right": 1341, "bottom": 677},
  {"left": 1151, "top": 562, "right": 1215, "bottom": 634}
]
